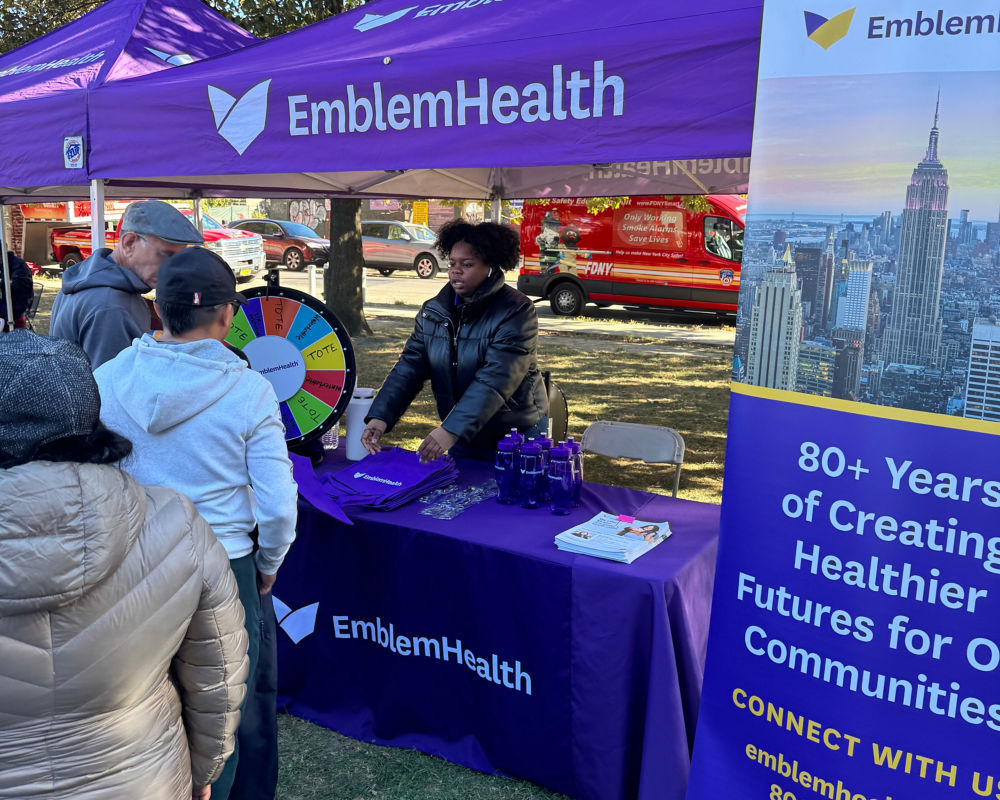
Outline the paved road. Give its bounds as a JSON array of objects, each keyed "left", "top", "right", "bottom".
[{"left": 249, "top": 268, "right": 736, "bottom": 349}]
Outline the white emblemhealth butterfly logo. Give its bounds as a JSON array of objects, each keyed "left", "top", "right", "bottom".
[
  {"left": 273, "top": 596, "right": 320, "bottom": 644},
  {"left": 145, "top": 47, "right": 195, "bottom": 66},
  {"left": 354, "top": 6, "right": 417, "bottom": 32},
  {"left": 207, "top": 79, "right": 271, "bottom": 155}
]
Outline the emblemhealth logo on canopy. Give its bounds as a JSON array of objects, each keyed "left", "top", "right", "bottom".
[
  {"left": 145, "top": 47, "right": 195, "bottom": 66},
  {"left": 207, "top": 79, "right": 271, "bottom": 154},
  {"left": 804, "top": 8, "right": 856, "bottom": 49},
  {"left": 353, "top": 0, "right": 503, "bottom": 31},
  {"left": 207, "top": 61, "right": 625, "bottom": 155},
  {"left": 354, "top": 6, "right": 417, "bottom": 31},
  {"left": 287, "top": 62, "right": 624, "bottom": 136}
]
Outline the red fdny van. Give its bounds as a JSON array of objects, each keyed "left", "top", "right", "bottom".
[{"left": 517, "top": 195, "right": 745, "bottom": 315}]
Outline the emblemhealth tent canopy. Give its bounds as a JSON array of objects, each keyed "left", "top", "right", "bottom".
[
  {"left": 0, "top": 0, "right": 258, "bottom": 201},
  {"left": 87, "top": 1, "right": 762, "bottom": 200}
]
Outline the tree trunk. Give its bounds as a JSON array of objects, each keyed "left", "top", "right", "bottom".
[{"left": 323, "top": 198, "right": 370, "bottom": 337}]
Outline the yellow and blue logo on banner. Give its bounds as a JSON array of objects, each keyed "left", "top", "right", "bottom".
[{"left": 804, "top": 8, "right": 855, "bottom": 48}]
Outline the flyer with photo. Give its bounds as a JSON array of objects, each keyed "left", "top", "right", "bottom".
[{"left": 554, "top": 511, "right": 672, "bottom": 563}]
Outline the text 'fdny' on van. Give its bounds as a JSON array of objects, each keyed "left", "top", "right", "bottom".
[{"left": 516, "top": 195, "right": 746, "bottom": 316}]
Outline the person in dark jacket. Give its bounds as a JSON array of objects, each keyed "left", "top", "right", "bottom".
[
  {"left": 49, "top": 200, "right": 203, "bottom": 368},
  {"left": 362, "top": 219, "right": 548, "bottom": 461},
  {"left": 0, "top": 251, "right": 33, "bottom": 331}
]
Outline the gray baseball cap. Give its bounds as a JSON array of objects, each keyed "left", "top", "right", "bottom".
[{"left": 120, "top": 200, "right": 204, "bottom": 245}]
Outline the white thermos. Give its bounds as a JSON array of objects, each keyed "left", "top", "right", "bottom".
[{"left": 345, "top": 387, "right": 376, "bottom": 461}]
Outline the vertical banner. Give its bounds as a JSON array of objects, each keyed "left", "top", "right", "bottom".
[{"left": 688, "top": 4, "right": 1000, "bottom": 800}]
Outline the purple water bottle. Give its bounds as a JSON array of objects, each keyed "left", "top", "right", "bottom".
[
  {"left": 534, "top": 435, "right": 553, "bottom": 501},
  {"left": 547, "top": 445, "right": 574, "bottom": 515},
  {"left": 565, "top": 437, "right": 583, "bottom": 507},
  {"left": 495, "top": 438, "right": 519, "bottom": 504},
  {"left": 518, "top": 441, "right": 544, "bottom": 509},
  {"left": 508, "top": 427, "right": 524, "bottom": 486}
]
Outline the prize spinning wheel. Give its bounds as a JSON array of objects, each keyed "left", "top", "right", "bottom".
[{"left": 226, "top": 286, "right": 356, "bottom": 448}]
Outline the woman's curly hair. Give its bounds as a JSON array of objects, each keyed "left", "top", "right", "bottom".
[{"left": 435, "top": 219, "right": 521, "bottom": 271}]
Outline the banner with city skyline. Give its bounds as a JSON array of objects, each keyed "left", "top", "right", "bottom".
[{"left": 688, "top": 3, "right": 1000, "bottom": 800}]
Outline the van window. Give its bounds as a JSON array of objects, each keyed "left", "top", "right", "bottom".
[
  {"left": 388, "top": 224, "right": 408, "bottom": 240},
  {"left": 704, "top": 217, "right": 743, "bottom": 262},
  {"left": 361, "top": 223, "right": 383, "bottom": 237}
]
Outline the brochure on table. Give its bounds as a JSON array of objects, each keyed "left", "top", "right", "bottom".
[{"left": 555, "top": 512, "right": 672, "bottom": 564}]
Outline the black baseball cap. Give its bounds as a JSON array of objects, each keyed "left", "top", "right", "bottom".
[{"left": 156, "top": 247, "right": 247, "bottom": 308}]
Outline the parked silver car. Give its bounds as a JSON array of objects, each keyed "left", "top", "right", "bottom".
[{"left": 361, "top": 220, "right": 441, "bottom": 279}]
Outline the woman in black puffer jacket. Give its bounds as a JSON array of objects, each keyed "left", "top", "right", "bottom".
[{"left": 362, "top": 219, "right": 548, "bottom": 461}]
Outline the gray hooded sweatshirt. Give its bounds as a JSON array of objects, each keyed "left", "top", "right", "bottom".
[
  {"left": 49, "top": 248, "right": 151, "bottom": 368},
  {"left": 94, "top": 334, "right": 297, "bottom": 574}
]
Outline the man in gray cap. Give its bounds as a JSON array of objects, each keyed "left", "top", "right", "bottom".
[{"left": 49, "top": 199, "right": 203, "bottom": 368}]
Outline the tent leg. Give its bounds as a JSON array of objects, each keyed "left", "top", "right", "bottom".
[
  {"left": 90, "top": 180, "right": 106, "bottom": 250},
  {"left": 490, "top": 199, "right": 500, "bottom": 223},
  {"left": 192, "top": 196, "right": 203, "bottom": 234},
  {"left": 0, "top": 206, "right": 12, "bottom": 331}
]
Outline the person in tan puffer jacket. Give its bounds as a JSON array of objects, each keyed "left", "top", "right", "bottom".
[{"left": 0, "top": 330, "right": 250, "bottom": 800}]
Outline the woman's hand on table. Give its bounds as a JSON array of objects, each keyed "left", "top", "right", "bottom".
[
  {"left": 418, "top": 426, "right": 458, "bottom": 462},
  {"left": 361, "top": 419, "right": 388, "bottom": 455}
]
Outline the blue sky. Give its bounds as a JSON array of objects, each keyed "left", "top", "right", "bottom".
[{"left": 747, "top": 70, "right": 1000, "bottom": 220}]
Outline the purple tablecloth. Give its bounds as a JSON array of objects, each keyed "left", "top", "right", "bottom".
[{"left": 275, "top": 454, "right": 718, "bottom": 800}]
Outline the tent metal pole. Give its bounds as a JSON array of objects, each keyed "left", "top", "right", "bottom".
[
  {"left": 90, "top": 180, "right": 106, "bottom": 250},
  {"left": 670, "top": 160, "right": 710, "bottom": 195},
  {"left": 192, "top": 196, "right": 203, "bottom": 234},
  {"left": 0, "top": 205, "right": 13, "bottom": 331}
]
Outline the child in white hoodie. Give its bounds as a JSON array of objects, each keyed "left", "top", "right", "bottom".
[{"left": 95, "top": 246, "right": 297, "bottom": 800}]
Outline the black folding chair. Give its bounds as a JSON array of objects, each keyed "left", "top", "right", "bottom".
[
  {"left": 25, "top": 282, "right": 43, "bottom": 331},
  {"left": 542, "top": 370, "right": 569, "bottom": 442}
]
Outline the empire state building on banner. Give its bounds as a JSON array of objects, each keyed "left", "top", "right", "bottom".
[{"left": 881, "top": 100, "right": 948, "bottom": 370}]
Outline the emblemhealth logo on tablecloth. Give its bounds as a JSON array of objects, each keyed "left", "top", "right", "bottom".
[
  {"left": 332, "top": 615, "right": 533, "bottom": 694},
  {"left": 273, "top": 596, "right": 319, "bottom": 644}
]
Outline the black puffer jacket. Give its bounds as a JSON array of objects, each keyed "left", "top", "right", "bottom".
[{"left": 367, "top": 272, "right": 547, "bottom": 452}]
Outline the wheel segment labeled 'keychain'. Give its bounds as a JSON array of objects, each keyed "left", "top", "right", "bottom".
[{"left": 226, "top": 286, "right": 356, "bottom": 448}]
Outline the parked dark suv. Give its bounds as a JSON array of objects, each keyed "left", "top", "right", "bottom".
[
  {"left": 229, "top": 218, "right": 330, "bottom": 271},
  {"left": 361, "top": 220, "right": 441, "bottom": 279}
]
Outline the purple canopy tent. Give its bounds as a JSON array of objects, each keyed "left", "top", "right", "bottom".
[
  {"left": 87, "top": 0, "right": 762, "bottom": 201},
  {"left": 0, "top": 0, "right": 258, "bottom": 201},
  {"left": 0, "top": 0, "right": 257, "bottom": 327}
]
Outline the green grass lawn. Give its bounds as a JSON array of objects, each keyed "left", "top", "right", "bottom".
[
  {"left": 353, "top": 325, "right": 730, "bottom": 504},
  {"left": 31, "top": 277, "right": 731, "bottom": 798},
  {"left": 277, "top": 716, "right": 567, "bottom": 800}
]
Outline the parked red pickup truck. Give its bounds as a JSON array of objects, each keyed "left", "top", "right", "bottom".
[{"left": 50, "top": 209, "right": 267, "bottom": 282}]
